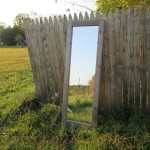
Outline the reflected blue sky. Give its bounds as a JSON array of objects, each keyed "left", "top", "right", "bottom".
[{"left": 69, "top": 26, "right": 98, "bottom": 85}]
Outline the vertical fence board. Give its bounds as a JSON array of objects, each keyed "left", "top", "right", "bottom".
[
  {"left": 63, "top": 15, "right": 68, "bottom": 56},
  {"left": 49, "top": 17, "right": 59, "bottom": 93},
  {"left": 40, "top": 18, "right": 53, "bottom": 100},
  {"left": 101, "top": 20, "right": 110, "bottom": 111},
  {"left": 98, "top": 13, "right": 106, "bottom": 112},
  {"left": 148, "top": 10, "right": 150, "bottom": 113},
  {"left": 32, "top": 21, "right": 44, "bottom": 100},
  {"left": 84, "top": 12, "right": 89, "bottom": 20},
  {"left": 102, "top": 13, "right": 109, "bottom": 111},
  {"left": 114, "top": 8, "right": 122, "bottom": 110},
  {"left": 49, "top": 17, "right": 60, "bottom": 93},
  {"left": 24, "top": 24, "right": 40, "bottom": 98},
  {"left": 133, "top": 7, "right": 141, "bottom": 111},
  {"left": 74, "top": 13, "right": 78, "bottom": 22},
  {"left": 37, "top": 19, "right": 50, "bottom": 101},
  {"left": 108, "top": 11, "right": 116, "bottom": 109},
  {"left": 54, "top": 16, "right": 65, "bottom": 97},
  {"left": 90, "top": 11, "right": 95, "bottom": 20},
  {"left": 58, "top": 14, "right": 66, "bottom": 95},
  {"left": 58, "top": 15, "right": 66, "bottom": 64},
  {"left": 44, "top": 17, "right": 56, "bottom": 96},
  {"left": 102, "top": 13, "right": 107, "bottom": 20},
  {"left": 140, "top": 6, "right": 148, "bottom": 112},
  {"left": 96, "top": 11, "right": 101, "bottom": 20},
  {"left": 50, "top": 17, "right": 62, "bottom": 96},
  {"left": 99, "top": 21, "right": 106, "bottom": 112},
  {"left": 69, "top": 14, "right": 72, "bottom": 21},
  {"left": 121, "top": 8, "right": 128, "bottom": 108},
  {"left": 79, "top": 12, "right": 83, "bottom": 21},
  {"left": 127, "top": 8, "right": 134, "bottom": 108}
]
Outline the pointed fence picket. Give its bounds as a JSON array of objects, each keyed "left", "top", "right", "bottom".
[{"left": 25, "top": 6, "right": 150, "bottom": 113}]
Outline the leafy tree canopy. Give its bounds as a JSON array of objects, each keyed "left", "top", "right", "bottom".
[
  {"left": 96, "top": 0, "right": 150, "bottom": 14},
  {"left": 14, "top": 13, "right": 32, "bottom": 31},
  {"left": 0, "top": 26, "right": 24, "bottom": 46},
  {"left": 15, "top": 34, "right": 24, "bottom": 43},
  {"left": 0, "top": 12, "right": 40, "bottom": 46}
]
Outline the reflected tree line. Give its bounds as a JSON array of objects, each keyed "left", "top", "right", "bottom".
[{"left": 69, "top": 75, "right": 95, "bottom": 97}]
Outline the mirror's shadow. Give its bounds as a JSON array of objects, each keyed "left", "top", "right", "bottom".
[{"left": 67, "top": 26, "right": 98, "bottom": 124}]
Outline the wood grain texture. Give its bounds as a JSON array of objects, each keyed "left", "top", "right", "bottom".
[
  {"left": 140, "top": 6, "right": 148, "bottom": 112},
  {"left": 127, "top": 8, "right": 134, "bottom": 108},
  {"left": 121, "top": 8, "right": 128, "bottom": 109},
  {"left": 24, "top": 24, "right": 39, "bottom": 98},
  {"left": 62, "top": 20, "right": 73, "bottom": 121},
  {"left": 133, "top": 7, "right": 141, "bottom": 111},
  {"left": 114, "top": 8, "right": 122, "bottom": 110},
  {"left": 108, "top": 11, "right": 116, "bottom": 110},
  {"left": 148, "top": 10, "right": 150, "bottom": 113}
]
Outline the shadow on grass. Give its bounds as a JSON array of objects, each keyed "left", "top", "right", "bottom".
[
  {"left": 0, "top": 100, "right": 150, "bottom": 149},
  {"left": 0, "top": 98, "right": 41, "bottom": 127}
]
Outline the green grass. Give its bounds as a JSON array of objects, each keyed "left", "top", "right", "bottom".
[
  {"left": 0, "top": 48, "right": 35, "bottom": 116},
  {"left": 0, "top": 48, "right": 150, "bottom": 149},
  {"left": 68, "top": 95, "right": 93, "bottom": 123},
  {"left": 68, "top": 85, "right": 94, "bottom": 123}
]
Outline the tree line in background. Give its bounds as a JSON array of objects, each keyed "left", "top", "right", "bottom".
[
  {"left": 0, "top": 12, "right": 40, "bottom": 46},
  {"left": 0, "top": 0, "right": 150, "bottom": 46}
]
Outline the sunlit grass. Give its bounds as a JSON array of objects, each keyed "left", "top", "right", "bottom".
[
  {"left": 0, "top": 48, "right": 30, "bottom": 73},
  {"left": 0, "top": 48, "right": 149, "bottom": 149},
  {"left": 0, "top": 48, "right": 35, "bottom": 116}
]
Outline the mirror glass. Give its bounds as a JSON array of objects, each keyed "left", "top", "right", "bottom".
[{"left": 67, "top": 26, "right": 98, "bottom": 124}]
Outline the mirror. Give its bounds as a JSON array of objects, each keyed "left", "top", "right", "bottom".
[
  {"left": 67, "top": 26, "right": 98, "bottom": 124},
  {"left": 62, "top": 20, "right": 104, "bottom": 126}
]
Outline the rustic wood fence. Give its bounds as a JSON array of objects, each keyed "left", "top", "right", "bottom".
[{"left": 25, "top": 6, "right": 150, "bottom": 113}]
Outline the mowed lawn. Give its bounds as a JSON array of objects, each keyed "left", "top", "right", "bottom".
[{"left": 0, "top": 48, "right": 35, "bottom": 116}]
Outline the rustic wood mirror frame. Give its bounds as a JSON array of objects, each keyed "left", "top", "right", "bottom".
[{"left": 62, "top": 20, "right": 105, "bottom": 127}]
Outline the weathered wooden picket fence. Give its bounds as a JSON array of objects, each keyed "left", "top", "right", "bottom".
[{"left": 25, "top": 6, "right": 150, "bottom": 113}]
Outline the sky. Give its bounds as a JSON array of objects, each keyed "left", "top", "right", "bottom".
[
  {"left": 70, "top": 26, "right": 98, "bottom": 85},
  {"left": 0, "top": 0, "right": 97, "bottom": 26}
]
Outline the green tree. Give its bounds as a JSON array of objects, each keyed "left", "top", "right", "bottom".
[
  {"left": 0, "top": 26, "right": 4, "bottom": 45},
  {"left": 0, "top": 26, "right": 23, "bottom": 46},
  {"left": 0, "top": 25, "right": 4, "bottom": 31},
  {"left": 14, "top": 13, "right": 32, "bottom": 31},
  {"left": 96, "top": 0, "right": 150, "bottom": 14},
  {"left": 88, "top": 75, "right": 95, "bottom": 95},
  {"left": 15, "top": 34, "right": 24, "bottom": 43}
]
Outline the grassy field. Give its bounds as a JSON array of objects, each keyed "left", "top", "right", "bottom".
[
  {"left": 0, "top": 48, "right": 150, "bottom": 149},
  {"left": 0, "top": 48, "right": 35, "bottom": 116}
]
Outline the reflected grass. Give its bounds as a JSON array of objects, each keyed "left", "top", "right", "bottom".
[{"left": 67, "top": 95, "right": 93, "bottom": 123}]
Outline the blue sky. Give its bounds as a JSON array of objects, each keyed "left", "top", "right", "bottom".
[{"left": 69, "top": 26, "right": 98, "bottom": 85}]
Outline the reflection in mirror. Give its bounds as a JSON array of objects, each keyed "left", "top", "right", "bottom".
[{"left": 67, "top": 26, "right": 98, "bottom": 124}]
